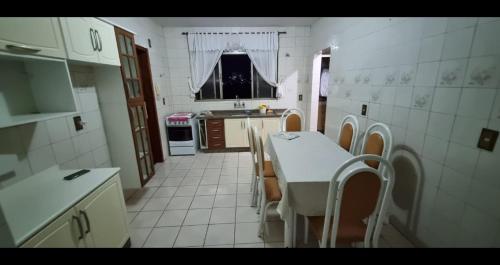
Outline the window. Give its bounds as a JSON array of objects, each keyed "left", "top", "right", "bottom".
[{"left": 195, "top": 53, "right": 277, "bottom": 101}]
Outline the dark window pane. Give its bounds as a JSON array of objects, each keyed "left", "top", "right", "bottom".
[
  {"left": 222, "top": 54, "right": 251, "bottom": 99},
  {"left": 197, "top": 62, "right": 219, "bottom": 100},
  {"left": 253, "top": 66, "right": 276, "bottom": 98}
]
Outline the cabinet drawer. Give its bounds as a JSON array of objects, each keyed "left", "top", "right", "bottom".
[
  {"left": 208, "top": 141, "right": 225, "bottom": 149},
  {"left": 208, "top": 135, "right": 225, "bottom": 141},
  {"left": 207, "top": 119, "right": 224, "bottom": 127}
]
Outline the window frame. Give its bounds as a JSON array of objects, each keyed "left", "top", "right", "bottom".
[{"left": 194, "top": 51, "right": 277, "bottom": 101}]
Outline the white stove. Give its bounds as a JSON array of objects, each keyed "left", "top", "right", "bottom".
[{"left": 165, "top": 112, "right": 198, "bottom": 156}]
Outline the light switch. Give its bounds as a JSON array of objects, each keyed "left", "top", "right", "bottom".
[
  {"left": 477, "top": 128, "right": 498, "bottom": 151},
  {"left": 361, "top": 104, "right": 367, "bottom": 116}
]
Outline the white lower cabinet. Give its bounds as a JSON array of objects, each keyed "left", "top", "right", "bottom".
[
  {"left": 225, "top": 118, "right": 249, "bottom": 148},
  {"left": 224, "top": 117, "right": 280, "bottom": 148},
  {"left": 21, "top": 209, "right": 84, "bottom": 248},
  {"left": 21, "top": 174, "right": 129, "bottom": 248},
  {"left": 261, "top": 118, "right": 280, "bottom": 145}
]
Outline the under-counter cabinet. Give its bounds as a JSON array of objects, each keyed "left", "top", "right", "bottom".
[
  {"left": 206, "top": 119, "right": 226, "bottom": 150},
  {"left": 224, "top": 119, "right": 249, "bottom": 148},
  {"left": 0, "top": 17, "right": 66, "bottom": 58},
  {"left": 60, "top": 17, "right": 120, "bottom": 66},
  {"left": 20, "top": 173, "right": 129, "bottom": 248}
]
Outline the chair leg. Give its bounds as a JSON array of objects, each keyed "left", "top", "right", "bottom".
[
  {"left": 256, "top": 182, "right": 262, "bottom": 214},
  {"left": 258, "top": 195, "right": 267, "bottom": 238},
  {"left": 304, "top": 216, "right": 309, "bottom": 244},
  {"left": 251, "top": 176, "right": 259, "bottom": 207}
]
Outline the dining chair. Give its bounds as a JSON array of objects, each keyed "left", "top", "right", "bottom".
[
  {"left": 280, "top": 108, "right": 305, "bottom": 132},
  {"left": 252, "top": 125, "right": 282, "bottom": 238},
  {"left": 304, "top": 154, "right": 395, "bottom": 248},
  {"left": 360, "top": 122, "right": 393, "bottom": 172},
  {"left": 246, "top": 119, "right": 276, "bottom": 212},
  {"left": 337, "top": 115, "right": 359, "bottom": 154}
]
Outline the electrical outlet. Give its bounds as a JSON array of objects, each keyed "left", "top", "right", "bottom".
[
  {"left": 477, "top": 128, "right": 498, "bottom": 151},
  {"left": 73, "top": 116, "right": 84, "bottom": 131},
  {"left": 298, "top": 94, "right": 303, "bottom": 101},
  {"left": 361, "top": 104, "right": 367, "bottom": 116}
]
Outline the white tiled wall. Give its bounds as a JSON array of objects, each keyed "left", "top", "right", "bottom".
[
  {"left": 0, "top": 66, "right": 111, "bottom": 188},
  {"left": 162, "top": 26, "right": 311, "bottom": 115},
  {"left": 310, "top": 17, "right": 500, "bottom": 247}
]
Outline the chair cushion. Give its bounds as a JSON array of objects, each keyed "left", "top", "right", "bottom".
[
  {"left": 254, "top": 160, "right": 276, "bottom": 178},
  {"left": 264, "top": 177, "right": 282, "bottom": 202},
  {"left": 286, "top": 114, "right": 301, "bottom": 132},
  {"left": 308, "top": 216, "right": 367, "bottom": 245},
  {"left": 364, "top": 133, "right": 384, "bottom": 169},
  {"left": 339, "top": 123, "right": 353, "bottom": 152}
]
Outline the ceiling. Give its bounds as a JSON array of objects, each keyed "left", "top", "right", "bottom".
[{"left": 150, "top": 17, "right": 320, "bottom": 27}]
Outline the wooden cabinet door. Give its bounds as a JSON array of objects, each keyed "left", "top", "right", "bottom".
[
  {"left": 21, "top": 208, "right": 85, "bottom": 248},
  {"left": 224, "top": 119, "right": 248, "bottom": 148},
  {"left": 92, "top": 19, "right": 120, "bottom": 66},
  {"left": 60, "top": 17, "right": 99, "bottom": 63},
  {"left": 0, "top": 17, "right": 66, "bottom": 58},
  {"left": 75, "top": 175, "right": 129, "bottom": 248},
  {"left": 262, "top": 118, "right": 280, "bottom": 145}
]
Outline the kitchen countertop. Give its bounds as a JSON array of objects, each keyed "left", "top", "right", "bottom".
[
  {"left": 196, "top": 109, "right": 287, "bottom": 119},
  {"left": 0, "top": 166, "right": 120, "bottom": 247}
]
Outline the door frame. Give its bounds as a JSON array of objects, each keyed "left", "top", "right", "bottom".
[{"left": 135, "top": 45, "right": 165, "bottom": 163}]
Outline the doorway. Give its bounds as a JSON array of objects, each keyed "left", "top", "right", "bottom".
[
  {"left": 309, "top": 47, "right": 331, "bottom": 134},
  {"left": 135, "top": 45, "right": 164, "bottom": 164}
]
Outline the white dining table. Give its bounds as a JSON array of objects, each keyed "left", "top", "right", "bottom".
[{"left": 266, "top": 131, "right": 369, "bottom": 247}]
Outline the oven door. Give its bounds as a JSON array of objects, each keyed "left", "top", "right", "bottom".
[{"left": 168, "top": 126, "right": 194, "bottom": 146}]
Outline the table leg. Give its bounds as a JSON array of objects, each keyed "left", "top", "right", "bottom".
[{"left": 284, "top": 208, "right": 295, "bottom": 248}]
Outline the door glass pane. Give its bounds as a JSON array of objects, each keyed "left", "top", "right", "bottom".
[
  {"left": 136, "top": 131, "right": 144, "bottom": 154},
  {"left": 145, "top": 154, "right": 153, "bottom": 177},
  {"left": 130, "top": 107, "right": 139, "bottom": 131},
  {"left": 129, "top": 57, "right": 138, "bottom": 79},
  {"left": 127, "top": 80, "right": 140, "bottom": 98},
  {"left": 121, "top": 55, "right": 131, "bottom": 79},
  {"left": 141, "top": 129, "right": 150, "bottom": 153},
  {"left": 118, "top": 35, "right": 127, "bottom": 55},
  {"left": 140, "top": 158, "right": 147, "bottom": 180},
  {"left": 125, "top": 37, "right": 134, "bottom": 56},
  {"left": 137, "top": 105, "right": 146, "bottom": 127}
]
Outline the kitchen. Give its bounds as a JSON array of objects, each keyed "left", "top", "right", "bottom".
[{"left": 0, "top": 17, "right": 499, "bottom": 249}]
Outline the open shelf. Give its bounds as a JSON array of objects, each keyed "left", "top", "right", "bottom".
[{"left": 0, "top": 52, "right": 77, "bottom": 128}]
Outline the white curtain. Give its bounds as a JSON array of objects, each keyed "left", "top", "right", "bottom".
[
  {"left": 187, "top": 33, "right": 226, "bottom": 95},
  {"left": 239, "top": 32, "right": 283, "bottom": 98},
  {"left": 186, "top": 32, "right": 283, "bottom": 98}
]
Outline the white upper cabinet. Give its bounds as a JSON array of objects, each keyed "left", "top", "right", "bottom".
[
  {"left": 60, "top": 17, "right": 120, "bottom": 66},
  {"left": 0, "top": 17, "right": 66, "bottom": 58},
  {"left": 92, "top": 19, "right": 120, "bottom": 66},
  {"left": 60, "top": 17, "right": 99, "bottom": 63}
]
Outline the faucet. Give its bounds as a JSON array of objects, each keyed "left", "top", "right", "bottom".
[{"left": 234, "top": 95, "right": 245, "bottom": 109}]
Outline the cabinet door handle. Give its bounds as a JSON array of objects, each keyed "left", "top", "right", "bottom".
[
  {"left": 79, "top": 210, "right": 91, "bottom": 234},
  {"left": 96, "top": 30, "right": 103, "bottom": 52},
  {"left": 90, "top": 28, "right": 96, "bottom": 51},
  {"left": 5, "top": 44, "right": 41, "bottom": 53},
  {"left": 262, "top": 120, "right": 264, "bottom": 128},
  {"left": 73, "top": 216, "right": 84, "bottom": 240}
]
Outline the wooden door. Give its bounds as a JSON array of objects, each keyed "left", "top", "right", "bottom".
[
  {"left": 115, "top": 27, "right": 155, "bottom": 186},
  {"left": 136, "top": 45, "right": 164, "bottom": 163}
]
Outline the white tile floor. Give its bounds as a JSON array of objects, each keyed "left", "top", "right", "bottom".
[{"left": 126, "top": 152, "right": 415, "bottom": 248}]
